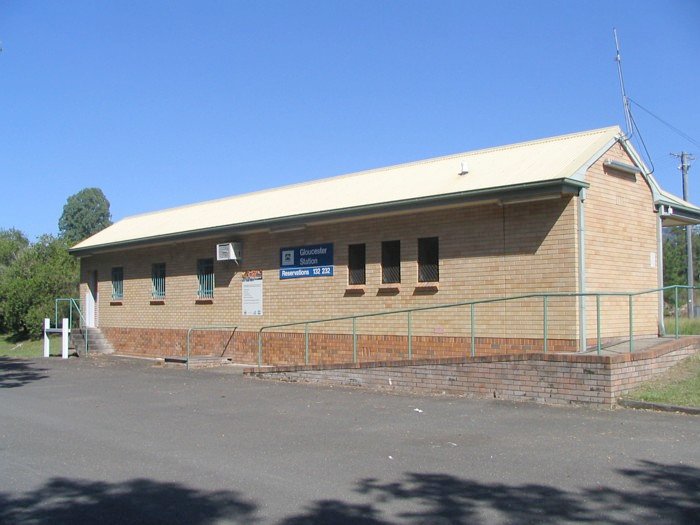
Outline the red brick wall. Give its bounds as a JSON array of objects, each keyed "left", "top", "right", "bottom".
[
  {"left": 101, "top": 326, "right": 579, "bottom": 364},
  {"left": 246, "top": 338, "right": 700, "bottom": 406}
]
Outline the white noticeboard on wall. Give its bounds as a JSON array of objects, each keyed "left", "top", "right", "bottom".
[{"left": 242, "top": 270, "right": 263, "bottom": 316}]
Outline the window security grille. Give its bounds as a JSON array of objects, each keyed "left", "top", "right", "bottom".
[
  {"left": 348, "top": 244, "right": 366, "bottom": 285},
  {"left": 111, "top": 267, "right": 124, "bottom": 300},
  {"left": 151, "top": 263, "right": 166, "bottom": 299},
  {"left": 418, "top": 237, "right": 439, "bottom": 282},
  {"left": 197, "top": 258, "right": 214, "bottom": 298},
  {"left": 381, "top": 240, "right": 401, "bottom": 284}
]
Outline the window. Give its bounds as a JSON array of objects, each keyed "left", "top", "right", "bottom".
[
  {"left": 381, "top": 240, "right": 401, "bottom": 284},
  {"left": 418, "top": 237, "right": 439, "bottom": 282},
  {"left": 151, "top": 263, "right": 166, "bottom": 299},
  {"left": 197, "top": 258, "right": 214, "bottom": 298},
  {"left": 348, "top": 244, "right": 366, "bottom": 285},
  {"left": 111, "top": 267, "right": 124, "bottom": 300}
]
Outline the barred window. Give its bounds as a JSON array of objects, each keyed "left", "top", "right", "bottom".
[
  {"left": 197, "top": 258, "right": 214, "bottom": 299},
  {"left": 348, "top": 244, "right": 366, "bottom": 285},
  {"left": 111, "top": 267, "right": 123, "bottom": 300},
  {"left": 381, "top": 240, "right": 401, "bottom": 284},
  {"left": 151, "top": 263, "right": 166, "bottom": 299},
  {"left": 418, "top": 237, "right": 439, "bottom": 282}
]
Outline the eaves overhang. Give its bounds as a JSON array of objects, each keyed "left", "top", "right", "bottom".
[
  {"left": 69, "top": 178, "right": 587, "bottom": 256},
  {"left": 616, "top": 136, "right": 700, "bottom": 227},
  {"left": 657, "top": 200, "right": 700, "bottom": 226}
]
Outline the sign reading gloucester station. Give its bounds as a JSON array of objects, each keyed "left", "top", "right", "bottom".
[{"left": 279, "top": 243, "right": 334, "bottom": 279}]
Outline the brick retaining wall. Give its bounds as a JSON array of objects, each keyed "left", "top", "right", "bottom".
[
  {"left": 101, "top": 326, "right": 579, "bottom": 364},
  {"left": 244, "top": 337, "right": 700, "bottom": 406}
]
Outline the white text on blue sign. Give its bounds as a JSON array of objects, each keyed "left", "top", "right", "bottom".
[{"left": 279, "top": 243, "right": 334, "bottom": 279}]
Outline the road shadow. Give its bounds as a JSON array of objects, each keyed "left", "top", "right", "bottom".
[
  {"left": 0, "top": 357, "right": 48, "bottom": 388},
  {"left": 283, "top": 460, "right": 700, "bottom": 524},
  {"left": 1, "top": 461, "right": 696, "bottom": 524},
  {"left": 0, "top": 477, "right": 258, "bottom": 524}
]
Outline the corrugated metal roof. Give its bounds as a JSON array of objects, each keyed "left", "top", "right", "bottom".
[{"left": 71, "top": 126, "right": 644, "bottom": 253}]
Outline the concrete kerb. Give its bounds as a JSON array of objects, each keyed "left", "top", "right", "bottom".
[{"left": 617, "top": 399, "right": 700, "bottom": 415}]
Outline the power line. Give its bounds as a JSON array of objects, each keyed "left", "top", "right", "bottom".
[
  {"left": 629, "top": 97, "right": 700, "bottom": 148},
  {"left": 628, "top": 110, "right": 655, "bottom": 174}
]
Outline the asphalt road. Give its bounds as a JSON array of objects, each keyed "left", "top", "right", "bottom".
[{"left": 1, "top": 355, "right": 698, "bottom": 524}]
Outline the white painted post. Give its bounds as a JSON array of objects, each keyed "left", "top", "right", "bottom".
[
  {"left": 43, "top": 318, "right": 50, "bottom": 358},
  {"left": 61, "top": 318, "right": 69, "bottom": 359}
]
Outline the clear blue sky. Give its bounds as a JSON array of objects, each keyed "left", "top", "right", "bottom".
[{"left": 2, "top": 1, "right": 699, "bottom": 241}]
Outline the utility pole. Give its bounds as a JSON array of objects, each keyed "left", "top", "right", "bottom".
[{"left": 672, "top": 152, "right": 696, "bottom": 317}]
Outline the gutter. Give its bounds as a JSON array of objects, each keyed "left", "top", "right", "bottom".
[
  {"left": 657, "top": 204, "right": 700, "bottom": 226},
  {"left": 70, "top": 178, "right": 588, "bottom": 256}
]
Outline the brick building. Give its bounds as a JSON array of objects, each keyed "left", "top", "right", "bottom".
[{"left": 70, "top": 127, "right": 700, "bottom": 363}]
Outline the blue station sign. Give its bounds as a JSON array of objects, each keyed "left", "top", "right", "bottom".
[{"left": 279, "top": 243, "right": 334, "bottom": 279}]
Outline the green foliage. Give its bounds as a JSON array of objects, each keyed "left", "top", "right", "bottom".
[
  {"left": 664, "top": 317, "right": 700, "bottom": 336},
  {"left": 58, "top": 187, "right": 112, "bottom": 245},
  {"left": 626, "top": 354, "right": 700, "bottom": 407},
  {"left": 0, "top": 228, "right": 29, "bottom": 270},
  {"left": 0, "top": 228, "right": 31, "bottom": 330},
  {"left": 662, "top": 226, "right": 700, "bottom": 305},
  {"left": 0, "top": 235, "right": 78, "bottom": 338},
  {"left": 0, "top": 333, "right": 46, "bottom": 358},
  {"left": 0, "top": 187, "right": 109, "bottom": 338},
  {"left": 663, "top": 226, "right": 700, "bottom": 284}
]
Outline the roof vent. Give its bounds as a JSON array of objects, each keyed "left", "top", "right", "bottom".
[
  {"left": 459, "top": 160, "right": 469, "bottom": 176},
  {"left": 603, "top": 159, "right": 641, "bottom": 175}
]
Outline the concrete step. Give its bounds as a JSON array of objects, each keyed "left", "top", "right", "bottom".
[{"left": 70, "top": 327, "right": 114, "bottom": 356}]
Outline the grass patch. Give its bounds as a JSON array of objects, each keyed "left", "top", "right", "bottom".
[
  {"left": 663, "top": 317, "right": 700, "bottom": 336},
  {"left": 0, "top": 334, "right": 52, "bottom": 358},
  {"left": 625, "top": 353, "right": 700, "bottom": 407}
]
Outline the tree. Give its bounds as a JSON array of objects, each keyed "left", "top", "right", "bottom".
[
  {"left": 663, "top": 226, "right": 700, "bottom": 285},
  {"left": 0, "top": 228, "right": 30, "bottom": 332},
  {"left": 0, "top": 235, "right": 78, "bottom": 337},
  {"left": 58, "top": 188, "right": 112, "bottom": 245},
  {"left": 662, "top": 226, "right": 700, "bottom": 308},
  {"left": 0, "top": 228, "right": 29, "bottom": 271}
]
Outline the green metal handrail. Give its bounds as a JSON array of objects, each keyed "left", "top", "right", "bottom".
[
  {"left": 186, "top": 326, "right": 238, "bottom": 371},
  {"left": 55, "top": 298, "right": 89, "bottom": 356},
  {"left": 55, "top": 298, "right": 82, "bottom": 329},
  {"left": 257, "top": 285, "right": 700, "bottom": 368}
]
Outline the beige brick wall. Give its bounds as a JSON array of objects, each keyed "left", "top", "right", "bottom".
[
  {"left": 80, "top": 197, "right": 579, "bottom": 349},
  {"left": 582, "top": 142, "right": 659, "bottom": 339},
  {"left": 77, "top": 139, "right": 663, "bottom": 358}
]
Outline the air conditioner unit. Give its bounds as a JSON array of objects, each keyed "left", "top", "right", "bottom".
[{"left": 216, "top": 242, "right": 242, "bottom": 263}]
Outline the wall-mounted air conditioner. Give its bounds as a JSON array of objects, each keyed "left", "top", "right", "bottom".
[{"left": 216, "top": 242, "right": 242, "bottom": 263}]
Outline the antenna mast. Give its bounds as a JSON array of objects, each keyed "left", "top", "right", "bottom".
[{"left": 613, "top": 28, "right": 633, "bottom": 137}]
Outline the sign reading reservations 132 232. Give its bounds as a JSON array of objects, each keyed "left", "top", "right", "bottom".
[{"left": 279, "top": 243, "right": 334, "bottom": 279}]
